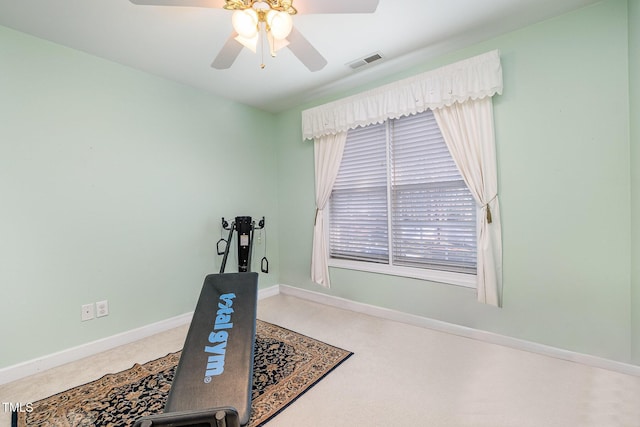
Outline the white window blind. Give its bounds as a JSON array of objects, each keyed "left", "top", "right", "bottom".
[
  {"left": 329, "top": 122, "right": 388, "bottom": 263},
  {"left": 390, "top": 111, "right": 476, "bottom": 273},
  {"left": 329, "top": 109, "right": 477, "bottom": 277}
]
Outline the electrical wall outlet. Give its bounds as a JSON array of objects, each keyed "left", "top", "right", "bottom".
[
  {"left": 81, "top": 303, "right": 94, "bottom": 321},
  {"left": 96, "top": 300, "right": 109, "bottom": 318}
]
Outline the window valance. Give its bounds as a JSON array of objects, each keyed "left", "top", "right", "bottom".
[{"left": 302, "top": 50, "right": 503, "bottom": 140}]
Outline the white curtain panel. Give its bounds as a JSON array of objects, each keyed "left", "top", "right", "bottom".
[
  {"left": 311, "top": 132, "right": 347, "bottom": 287},
  {"left": 433, "top": 98, "right": 503, "bottom": 306}
]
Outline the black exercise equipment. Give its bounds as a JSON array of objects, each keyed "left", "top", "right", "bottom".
[
  {"left": 217, "top": 216, "right": 268, "bottom": 274},
  {"left": 134, "top": 272, "right": 258, "bottom": 427},
  {"left": 134, "top": 215, "right": 268, "bottom": 427}
]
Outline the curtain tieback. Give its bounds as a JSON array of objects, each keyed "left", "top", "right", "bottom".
[
  {"left": 484, "top": 194, "right": 498, "bottom": 224},
  {"left": 314, "top": 207, "right": 320, "bottom": 226}
]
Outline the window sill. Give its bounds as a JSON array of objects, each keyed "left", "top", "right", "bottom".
[{"left": 328, "top": 258, "right": 476, "bottom": 288}]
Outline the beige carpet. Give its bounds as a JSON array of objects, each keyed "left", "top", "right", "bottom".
[{"left": 16, "top": 320, "right": 352, "bottom": 427}]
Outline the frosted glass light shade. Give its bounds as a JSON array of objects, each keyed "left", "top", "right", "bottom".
[
  {"left": 232, "top": 9, "right": 259, "bottom": 38},
  {"left": 266, "top": 10, "right": 293, "bottom": 40}
]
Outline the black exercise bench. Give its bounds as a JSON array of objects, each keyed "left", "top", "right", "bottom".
[{"left": 134, "top": 272, "right": 258, "bottom": 427}]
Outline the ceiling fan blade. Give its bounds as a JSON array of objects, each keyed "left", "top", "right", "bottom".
[
  {"left": 295, "top": 0, "right": 379, "bottom": 14},
  {"left": 129, "top": 0, "right": 225, "bottom": 8},
  {"left": 211, "top": 32, "right": 243, "bottom": 69},
  {"left": 286, "top": 27, "right": 327, "bottom": 72}
]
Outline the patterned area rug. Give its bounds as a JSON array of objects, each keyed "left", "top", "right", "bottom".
[{"left": 16, "top": 320, "right": 352, "bottom": 426}]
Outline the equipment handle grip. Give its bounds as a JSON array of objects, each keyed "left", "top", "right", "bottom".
[{"left": 216, "top": 239, "right": 227, "bottom": 256}]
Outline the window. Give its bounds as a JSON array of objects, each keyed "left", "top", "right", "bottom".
[{"left": 328, "top": 109, "right": 477, "bottom": 286}]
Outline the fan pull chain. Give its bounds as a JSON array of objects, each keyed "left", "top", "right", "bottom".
[{"left": 260, "top": 26, "right": 266, "bottom": 69}]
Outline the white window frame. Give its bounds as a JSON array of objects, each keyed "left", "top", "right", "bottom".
[
  {"left": 325, "top": 113, "right": 477, "bottom": 289},
  {"left": 327, "top": 255, "right": 476, "bottom": 288}
]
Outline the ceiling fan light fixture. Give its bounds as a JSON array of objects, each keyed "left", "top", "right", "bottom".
[
  {"left": 232, "top": 9, "right": 259, "bottom": 38},
  {"left": 266, "top": 10, "right": 293, "bottom": 40},
  {"left": 228, "top": 2, "right": 296, "bottom": 64}
]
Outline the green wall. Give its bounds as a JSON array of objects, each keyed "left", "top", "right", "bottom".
[
  {"left": 275, "top": 0, "right": 635, "bottom": 364},
  {"left": 0, "top": 26, "right": 280, "bottom": 368},
  {"left": 630, "top": 0, "right": 640, "bottom": 365}
]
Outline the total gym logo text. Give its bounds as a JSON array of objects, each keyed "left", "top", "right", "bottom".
[{"left": 203, "top": 293, "right": 235, "bottom": 383}]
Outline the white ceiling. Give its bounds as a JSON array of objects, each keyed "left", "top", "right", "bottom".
[{"left": 0, "top": 0, "right": 600, "bottom": 112}]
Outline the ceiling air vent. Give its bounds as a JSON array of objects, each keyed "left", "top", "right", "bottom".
[{"left": 348, "top": 52, "right": 384, "bottom": 70}]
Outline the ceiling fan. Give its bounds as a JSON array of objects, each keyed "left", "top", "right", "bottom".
[{"left": 129, "top": 0, "right": 380, "bottom": 72}]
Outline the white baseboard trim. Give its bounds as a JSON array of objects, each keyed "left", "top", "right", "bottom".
[
  {"left": 0, "top": 285, "right": 279, "bottom": 385},
  {"left": 276, "top": 284, "right": 640, "bottom": 377},
  {"left": 258, "top": 284, "right": 281, "bottom": 299},
  {"left": 0, "top": 312, "right": 193, "bottom": 386}
]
